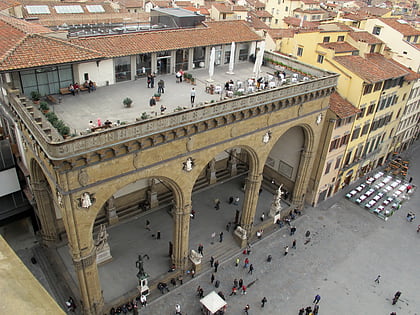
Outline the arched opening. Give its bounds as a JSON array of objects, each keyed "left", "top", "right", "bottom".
[{"left": 189, "top": 146, "right": 254, "bottom": 255}]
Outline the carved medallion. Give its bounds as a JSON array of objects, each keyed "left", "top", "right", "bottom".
[
  {"left": 230, "top": 126, "right": 238, "bottom": 138},
  {"left": 78, "top": 169, "right": 89, "bottom": 187},
  {"left": 316, "top": 113, "right": 323, "bottom": 125},
  {"left": 186, "top": 137, "right": 194, "bottom": 152},
  {"left": 262, "top": 131, "right": 272, "bottom": 144}
]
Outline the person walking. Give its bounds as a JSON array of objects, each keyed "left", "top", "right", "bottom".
[
  {"left": 198, "top": 244, "right": 204, "bottom": 255},
  {"left": 156, "top": 230, "right": 161, "bottom": 240},
  {"left": 211, "top": 273, "right": 215, "bottom": 284},
  {"left": 191, "top": 87, "right": 196, "bottom": 105},
  {"left": 248, "top": 264, "right": 254, "bottom": 274},
  {"left": 244, "top": 304, "right": 250, "bottom": 314},
  {"left": 284, "top": 245, "right": 289, "bottom": 256},
  {"left": 233, "top": 278, "right": 238, "bottom": 288},
  {"left": 290, "top": 226, "right": 296, "bottom": 235},
  {"left": 233, "top": 196, "right": 240, "bottom": 205},
  {"left": 305, "top": 306, "right": 312, "bottom": 315},
  {"left": 239, "top": 278, "right": 243, "bottom": 288},
  {"left": 243, "top": 257, "right": 249, "bottom": 268},
  {"left": 157, "top": 79, "right": 165, "bottom": 94},
  {"left": 149, "top": 96, "right": 156, "bottom": 107},
  {"left": 313, "top": 294, "right": 321, "bottom": 304},
  {"left": 392, "top": 291, "right": 401, "bottom": 305},
  {"left": 241, "top": 285, "right": 247, "bottom": 295},
  {"left": 229, "top": 286, "right": 237, "bottom": 296},
  {"left": 145, "top": 220, "right": 151, "bottom": 231},
  {"left": 210, "top": 256, "right": 215, "bottom": 267},
  {"left": 292, "top": 239, "right": 297, "bottom": 249},
  {"left": 235, "top": 257, "right": 240, "bottom": 267},
  {"left": 374, "top": 275, "right": 381, "bottom": 284},
  {"left": 175, "top": 303, "right": 181, "bottom": 315},
  {"left": 219, "top": 232, "right": 224, "bottom": 243},
  {"left": 261, "top": 297, "right": 267, "bottom": 307},
  {"left": 140, "top": 294, "right": 147, "bottom": 307},
  {"left": 313, "top": 304, "right": 319, "bottom": 315},
  {"left": 298, "top": 308, "right": 305, "bottom": 315},
  {"left": 214, "top": 260, "right": 219, "bottom": 273}
]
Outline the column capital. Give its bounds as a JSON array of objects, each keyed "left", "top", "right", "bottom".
[{"left": 246, "top": 173, "right": 263, "bottom": 184}]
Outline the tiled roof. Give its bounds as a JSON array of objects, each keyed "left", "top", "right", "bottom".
[
  {"left": 360, "top": 6, "right": 391, "bottom": 17},
  {"left": 212, "top": 3, "right": 233, "bottom": 13},
  {"left": 0, "top": 13, "right": 51, "bottom": 34},
  {"left": 294, "top": 8, "right": 326, "bottom": 14},
  {"left": 232, "top": 5, "right": 248, "bottom": 11},
  {"left": 283, "top": 16, "right": 320, "bottom": 29},
  {"left": 183, "top": 6, "right": 210, "bottom": 15},
  {"left": 301, "top": 0, "right": 320, "bottom": 4},
  {"left": 71, "top": 20, "right": 261, "bottom": 57},
  {"left": 246, "top": 0, "right": 265, "bottom": 8},
  {"left": 174, "top": 1, "right": 193, "bottom": 7},
  {"left": 0, "top": 34, "right": 104, "bottom": 71},
  {"left": 255, "top": 10, "right": 272, "bottom": 18},
  {"left": 334, "top": 53, "right": 410, "bottom": 83},
  {"left": 319, "top": 42, "right": 358, "bottom": 53},
  {"left": 342, "top": 12, "right": 369, "bottom": 21},
  {"left": 378, "top": 18, "right": 420, "bottom": 36},
  {"left": 267, "top": 29, "right": 295, "bottom": 39},
  {"left": 0, "top": 0, "right": 20, "bottom": 10},
  {"left": 349, "top": 31, "right": 383, "bottom": 44},
  {"left": 329, "top": 92, "right": 360, "bottom": 118},
  {"left": 246, "top": 12, "right": 269, "bottom": 30}
]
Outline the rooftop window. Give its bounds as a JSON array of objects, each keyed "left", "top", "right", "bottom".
[
  {"left": 55, "top": 5, "right": 84, "bottom": 14},
  {"left": 26, "top": 5, "right": 50, "bottom": 14}
]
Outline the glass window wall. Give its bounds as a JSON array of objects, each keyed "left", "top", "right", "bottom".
[
  {"left": 193, "top": 47, "right": 205, "bottom": 68},
  {"left": 238, "top": 43, "right": 250, "bottom": 61},
  {"left": 175, "top": 49, "right": 189, "bottom": 72},
  {"left": 136, "top": 53, "right": 151, "bottom": 77},
  {"left": 115, "top": 56, "right": 131, "bottom": 82},
  {"left": 20, "top": 65, "right": 72, "bottom": 96}
]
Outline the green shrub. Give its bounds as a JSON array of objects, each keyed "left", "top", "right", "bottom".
[
  {"left": 30, "top": 91, "right": 41, "bottom": 101},
  {"left": 45, "top": 112, "right": 58, "bottom": 123},
  {"left": 123, "top": 97, "right": 133, "bottom": 107},
  {"left": 59, "top": 125, "right": 70, "bottom": 136}
]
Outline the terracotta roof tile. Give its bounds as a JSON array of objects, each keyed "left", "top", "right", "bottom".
[
  {"left": 183, "top": 6, "right": 210, "bottom": 15},
  {"left": 329, "top": 92, "right": 360, "bottom": 118},
  {"left": 319, "top": 42, "right": 358, "bottom": 53},
  {"left": 283, "top": 16, "right": 320, "bottom": 29},
  {"left": 267, "top": 29, "right": 295, "bottom": 39},
  {"left": 0, "top": 0, "right": 20, "bottom": 10},
  {"left": 0, "top": 34, "right": 104, "bottom": 71},
  {"left": 71, "top": 20, "right": 261, "bottom": 57},
  {"left": 360, "top": 7, "right": 391, "bottom": 16},
  {"left": 0, "top": 13, "right": 51, "bottom": 34},
  {"left": 349, "top": 30, "right": 383, "bottom": 44},
  {"left": 212, "top": 3, "right": 233, "bottom": 13},
  {"left": 334, "top": 53, "right": 410, "bottom": 83},
  {"left": 255, "top": 10, "right": 272, "bottom": 18},
  {"left": 246, "top": 12, "right": 269, "bottom": 30},
  {"left": 246, "top": 0, "right": 265, "bottom": 8},
  {"left": 378, "top": 18, "right": 420, "bottom": 36}
]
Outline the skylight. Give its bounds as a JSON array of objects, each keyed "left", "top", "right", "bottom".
[
  {"left": 86, "top": 5, "right": 105, "bottom": 13},
  {"left": 55, "top": 5, "right": 84, "bottom": 14},
  {"left": 26, "top": 5, "right": 50, "bottom": 14}
]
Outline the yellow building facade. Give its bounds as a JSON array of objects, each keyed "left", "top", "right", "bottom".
[{"left": 280, "top": 23, "right": 414, "bottom": 192}]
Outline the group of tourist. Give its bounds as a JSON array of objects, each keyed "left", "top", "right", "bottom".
[{"left": 68, "top": 80, "right": 96, "bottom": 95}]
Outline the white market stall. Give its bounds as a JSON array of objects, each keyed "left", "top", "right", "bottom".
[{"left": 200, "top": 291, "right": 227, "bottom": 315}]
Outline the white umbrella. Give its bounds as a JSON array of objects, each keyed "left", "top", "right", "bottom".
[
  {"left": 207, "top": 47, "right": 216, "bottom": 82},
  {"left": 227, "top": 42, "right": 236, "bottom": 74},
  {"left": 253, "top": 40, "right": 266, "bottom": 79}
]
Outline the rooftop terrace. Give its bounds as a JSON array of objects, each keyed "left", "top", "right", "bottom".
[{"left": 6, "top": 53, "right": 338, "bottom": 159}]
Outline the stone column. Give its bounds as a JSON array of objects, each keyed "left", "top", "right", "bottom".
[
  {"left": 151, "top": 53, "right": 157, "bottom": 74},
  {"left": 106, "top": 196, "right": 119, "bottom": 225},
  {"left": 292, "top": 150, "right": 313, "bottom": 209},
  {"left": 172, "top": 204, "right": 191, "bottom": 272},
  {"left": 147, "top": 178, "right": 159, "bottom": 208},
  {"left": 228, "top": 149, "right": 238, "bottom": 176},
  {"left": 72, "top": 247, "right": 104, "bottom": 315},
  {"left": 31, "top": 180, "right": 58, "bottom": 244},
  {"left": 188, "top": 48, "right": 194, "bottom": 71},
  {"left": 239, "top": 173, "right": 262, "bottom": 239},
  {"left": 207, "top": 159, "right": 217, "bottom": 184}
]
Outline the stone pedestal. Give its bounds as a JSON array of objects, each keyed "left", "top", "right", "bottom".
[
  {"left": 137, "top": 275, "right": 150, "bottom": 297},
  {"left": 189, "top": 249, "right": 203, "bottom": 273},
  {"left": 96, "top": 242, "right": 112, "bottom": 265},
  {"left": 207, "top": 159, "right": 217, "bottom": 184},
  {"left": 106, "top": 197, "right": 119, "bottom": 225},
  {"left": 233, "top": 226, "right": 247, "bottom": 247},
  {"left": 147, "top": 190, "right": 159, "bottom": 208}
]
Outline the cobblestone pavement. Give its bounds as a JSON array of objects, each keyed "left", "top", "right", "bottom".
[{"left": 135, "top": 143, "right": 420, "bottom": 315}]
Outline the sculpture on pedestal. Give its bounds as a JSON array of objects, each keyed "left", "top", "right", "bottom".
[
  {"left": 269, "top": 185, "right": 283, "bottom": 221},
  {"left": 95, "top": 224, "right": 112, "bottom": 265}
]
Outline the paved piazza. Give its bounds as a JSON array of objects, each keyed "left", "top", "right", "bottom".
[{"left": 136, "top": 144, "right": 420, "bottom": 315}]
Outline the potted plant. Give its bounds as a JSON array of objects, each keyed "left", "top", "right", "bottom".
[
  {"left": 39, "top": 101, "right": 50, "bottom": 113},
  {"left": 45, "top": 112, "right": 58, "bottom": 124},
  {"left": 183, "top": 72, "right": 189, "bottom": 82},
  {"left": 190, "top": 77, "right": 196, "bottom": 85},
  {"left": 59, "top": 125, "right": 70, "bottom": 137},
  {"left": 187, "top": 73, "right": 193, "bottom": 82},
  {"left": 123, "top": 97, "right": 133, "bottom": 108},
  {"left": 154, "top": 93, "right": 161, "bottom": 101},
  {"left": 141, "top": 112, "right": 150, "bottom": 120},
  {"left": 30, "top": 91, "right": 41, "bottom": 104}
]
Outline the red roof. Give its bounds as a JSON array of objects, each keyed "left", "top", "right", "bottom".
[
  {"left": 71, "top": 21, "right": 261, "bottom": 57},
  {"left": 334, "top": 53, "right": 410, "bottom": 83},
  {"left": 319, "top": 42, "right": 358, "bottom": 53},
  {"left": 349, "top": 31, "right": 383, "bottom": 44},
  {"left": 329, "top": 92, "right": 360, "bottom": 118},
  {"left": 283, "top": 16, "right": 320, "bottom": 29},
  {"left": 378, "top": 18, "right": 420, "bottom": 36}
]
